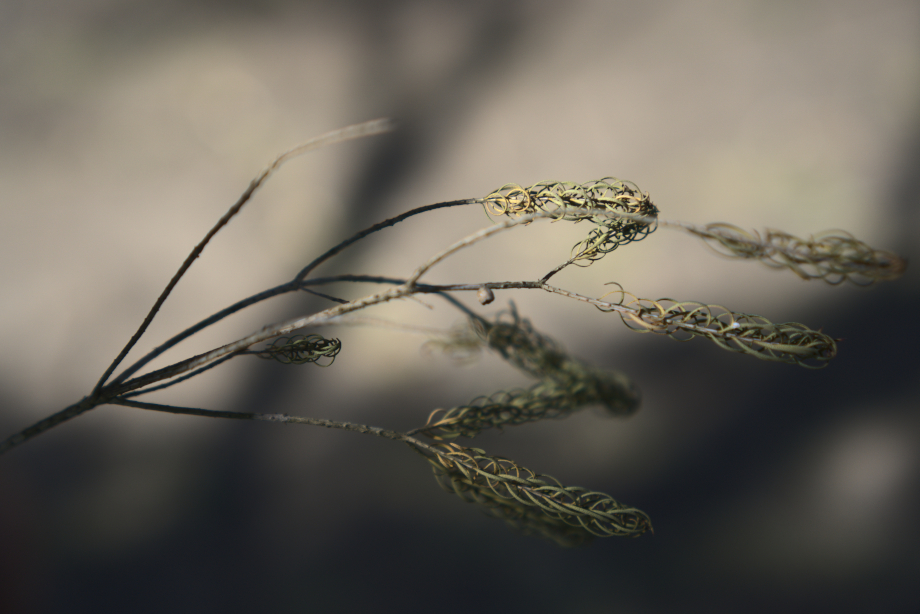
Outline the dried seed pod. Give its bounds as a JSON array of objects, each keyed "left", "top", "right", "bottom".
[
  {"left": 594, "top": 292, "right": 837, "bottom": 368},
  {"left": 483, "top": 178, "right": 659, "bottom": 264},
  {"left": 420, "top": 306, "right": 639, "bottom": 439},
  {"left": 423, "top": 443, "right": 652, "bottom": 544},
  {"left": 252, "top": 334, "right": 342, "bottom": 366},
  {"left": 688, "top": 223, "right": 906, "bottom": 285}
]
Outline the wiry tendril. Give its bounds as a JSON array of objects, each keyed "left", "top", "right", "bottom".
[
  {"left": 483, "top": 178, "right": 659, "bottom": 264},
  {"left": 595, "top": 287, "right": 836, "bottom": 367},
  {"left": 423, "top": 443, "right": 652, "bottom": 544},
  {"left": 686, "top": 223, "right": 906, "bottom": 285},
  {"left": 251, "top": 334, "right": 341, "bottom": 366}
]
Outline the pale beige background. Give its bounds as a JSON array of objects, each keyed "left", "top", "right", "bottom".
[{"left": 1, "top": 1, "right": 919, "bottom": 612}]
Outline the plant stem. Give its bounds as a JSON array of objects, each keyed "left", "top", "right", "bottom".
[
  {"left": 0, "top": 397, "right": 100, "bottom": 455},
  {"left": 94, "top": 119, "right": 393, "bottom": 395},
  {"left": 294, "top": 199, "right": 479, "bottom": 281}
]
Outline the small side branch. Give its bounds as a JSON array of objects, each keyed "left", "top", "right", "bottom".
[
  {"left": 295, "top": 199, "right": 479, "bottom": 281},
  {"left": 94, "top": 119, "right": 393, "bottom": 395},
  {"left": 111, "top": 399, "right": 437, "bottom": 451}
]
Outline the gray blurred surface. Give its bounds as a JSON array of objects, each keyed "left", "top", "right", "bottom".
[{"left": 1, "top": 1, "right": 919, "bottom": 612}]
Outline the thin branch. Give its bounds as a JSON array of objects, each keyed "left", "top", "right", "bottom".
[
  {"left": 94, "top": 118, "right": 393, "bottom": 395},
  {"left": 308, "top": 315, "right": 458, "bottom": 337},
  {"left": 112, "top": 193, "right": 474, "bottom": 388},
  {"left": 112, "top": 399, "right": 651, "bottom": 541},
  {"left": 111, "top": 213, "right": 586, "bottom": 397},
  {"left": 112, "top": 275, "right": 448, "bottom": 394},
  {"left": 110, "top": 284, "right": 411, "bottom": 397},
  {"left": 110, "top": 281, "right": 300, "bottom": 388},
  {"left": 540, "top": 257, "right": 578, "bottom": 283},
  {"left": 404, "top": 206, "right": 656, "bottom": 287},
  {"left": 414, "top": 281, "right": 540, "bottom": 293},
  {"left": 405, "top": 209, "right": 572, "bottom": 286},
  {"left": 112, "top": 208, "right": 622, "bottom": 393},
  {"left": 120, "top": 353, "right": 242, "bottom": 398},
  {"left": 302, "top": 288, "right": 350, "bottom": 304},
  {"left": 301, "top": 274, "right": 412, "bottom": 287},
  {"left": 111, "top": 398, "right": 423, "bottom": 447},
  {"left": 0, "top": 397, "right": 99, "bottom": 455},
  {"left": 294, "top": 199, "right": 479, "bottom": 281},
  {"left": 109, "top": 213, "right": 567, "bottom": 396}
]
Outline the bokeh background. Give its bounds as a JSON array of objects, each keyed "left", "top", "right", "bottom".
[{"left": 2, "top": 1, "right": 919, "bottom": 612}]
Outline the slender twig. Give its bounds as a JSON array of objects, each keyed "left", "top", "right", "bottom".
[
  {"left": 114, "top": 211, "right": 628, "bottom": 396},
  {"left": 120, "top": 353, "right": 242, "bottom": 398},
  {"left": 294, "top": 199, "right": 479, "bottom": 281},
  {"left": 109, "top": 281, "right": 300, "bottom": 388},
  {"left": 0, "top": 398, "right": 99, "bottom": 455},
  {"left": 114, "top": 207, "right": 642, "bottom": 391},
  {"left": 405, "top": 209, "right": 570, "bottom": 286},
  {"left": 111, "top": 276, "right": 435, "bottom": 392},
  {"left": 115, "top": 212, "right": 576, "bottom": 395},
  {"left": 306, "top": 315, "right": 458, "bottom": 337},
  {"left": 111, "top": 398, "right": 411, "bottom": 440},
  {"left": 110, "top": 398, "right": 451, "bottom": 459},
  {"left": 111, "top": 195, "right": 475, "bottom": 389},
  {"left": 539, "top": 255, "right": 581, "bottom": 283},
  {"left": 302, "top": 288, "right": 350, "bottom": 304},
  {"left": 94, "top": 119, "right": 393, "bottom": 395},
  {"left": 109, "top": 284, "right": 411, "bottom": 397}
]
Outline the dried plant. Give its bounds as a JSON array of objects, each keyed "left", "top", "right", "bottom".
[
  {"left": 424, "top": 442, "right": 651, "bottom": 546},
  {"left": 484, "top": 178, "right": 659, "bottom": 264},
  {"left": 248, "top": 334, "right": 342, "bottom": 366},
  {"left": 417, "top": 306, "right": 639, "bottom": 440},
  {"left": 0, "top": 120, "right": 906, "bottom": 546}
]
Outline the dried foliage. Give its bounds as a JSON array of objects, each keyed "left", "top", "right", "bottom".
[
  {"left": 686, "top": 223, "right": 907, "bottom": 285},
  {"left": 252, "top": 334, "right": 342, "bottom": 366},
  {"left": 483, "top": 178, "right": 659, "bottom": 263},
  {"left": 421, "top": 309, "right": 638, "bottom": 439},
  {"left": 422, "top": 373, "right": 637, "bottom": 440},
  {"left": 424, "top": 442, "right": 652, "bottom": 545},
  {"left": 594, "top": 287, "right": 837, "bottom": 368},
  {"left": 1, "top": 121, "right": 907, "bottom": 547}
]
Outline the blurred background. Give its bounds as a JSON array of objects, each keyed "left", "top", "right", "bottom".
[{"left": 1, "top": 0, "right": 919, "bottom": 612}]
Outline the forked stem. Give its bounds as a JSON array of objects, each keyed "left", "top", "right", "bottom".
[{"left": 94, "top": 119, "right": 394, "bottom": 396}]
